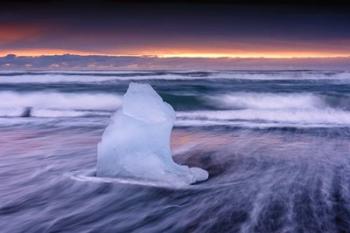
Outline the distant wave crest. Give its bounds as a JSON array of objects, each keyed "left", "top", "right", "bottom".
[{"left": 0, "top": 71, "right": 350, "bottom": 83}]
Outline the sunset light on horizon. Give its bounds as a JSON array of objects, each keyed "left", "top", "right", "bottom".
[{"left": 2, "top": 49, "right": 350, "bottom": 59}]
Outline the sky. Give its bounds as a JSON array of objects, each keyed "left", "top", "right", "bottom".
[{"left": 1, "top": 1, "right": 350, "bottom": 58}]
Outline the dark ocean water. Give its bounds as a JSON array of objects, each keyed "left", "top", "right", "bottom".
[{"left": 1, "top": 70, "right": 350, "bottom": 233}]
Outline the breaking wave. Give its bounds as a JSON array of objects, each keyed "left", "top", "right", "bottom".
[
  {"left": 0, "top": 71, "right": 350, "bottom": 83},
  {"left": 179, "top": 92, "right": 350, "bottom": 127},
  {"left": 176, "top": 109, "right": 350, "bottom": 127},
  {"left": 0, "top": 91, "right": 121, "bottom": 117},
  {"left": 1, "top": 90, "right": 350, "bottom": 128},
  {"left": 207, "top": 93, "right": 325, "bottom": 110}
]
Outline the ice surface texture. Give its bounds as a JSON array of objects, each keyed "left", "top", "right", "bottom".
[{"left": 96, "top": 83, "right": 208, "bottom": 185}]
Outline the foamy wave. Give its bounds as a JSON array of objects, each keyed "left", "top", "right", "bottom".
[
  {"left": 0, "top": 71, "right": 350, "bottom": 83},
  {"left": 177, "top": 108, "right": 350, "bottom": 126},
  {"left": 208, "top": 93, "right": 325, "bottom": 110},
  {"left": 210, "top": 71, "right": 350, "bottom": 80},
  {"left": 2, "top": 108, "right": 350, "bottom": 128},
  {"left": 0, "top": 73, "right": 198, "bottom": 83},
  {"left": 31, "top": 109, "right": 110, "bottom": 118},
  {"left": 1, "top": 89, "right": 350, "bottom": 128},
  {"left": 0, "top": 91, "right": 121, "bottom": 111},
  {"left": 201, "top": 92, "right": 350, "bottom": 126}
]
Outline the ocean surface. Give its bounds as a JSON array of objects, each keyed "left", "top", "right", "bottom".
[{"left": 1, "top": 70, "right": 350, "bottom": 233}]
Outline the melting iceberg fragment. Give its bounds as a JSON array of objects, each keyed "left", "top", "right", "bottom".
[{"left": 96, "top": 82, "right": 208, "bottom": 185}]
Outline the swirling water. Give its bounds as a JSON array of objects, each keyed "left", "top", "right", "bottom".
[{"left": 1, "top": 70, "right": 350, "bottom": 233}]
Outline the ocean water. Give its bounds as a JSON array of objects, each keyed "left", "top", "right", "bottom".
[{"left": 1, "top": 70, "right": 350, "bottom": 233}]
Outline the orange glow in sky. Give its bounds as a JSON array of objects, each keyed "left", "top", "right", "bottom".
[
  {"left": 2, "top": 48, "right": 350, "bottom": 59},
  {"left": 152, "top": 51, "right": 350, "bottom": 59},
  {"left": 0, "top": 24, "right": 42, "bottom": 43}
]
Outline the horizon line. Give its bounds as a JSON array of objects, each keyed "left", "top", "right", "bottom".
[{"left": 2, "top": 53, "right": 350, "bottom": 60}]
